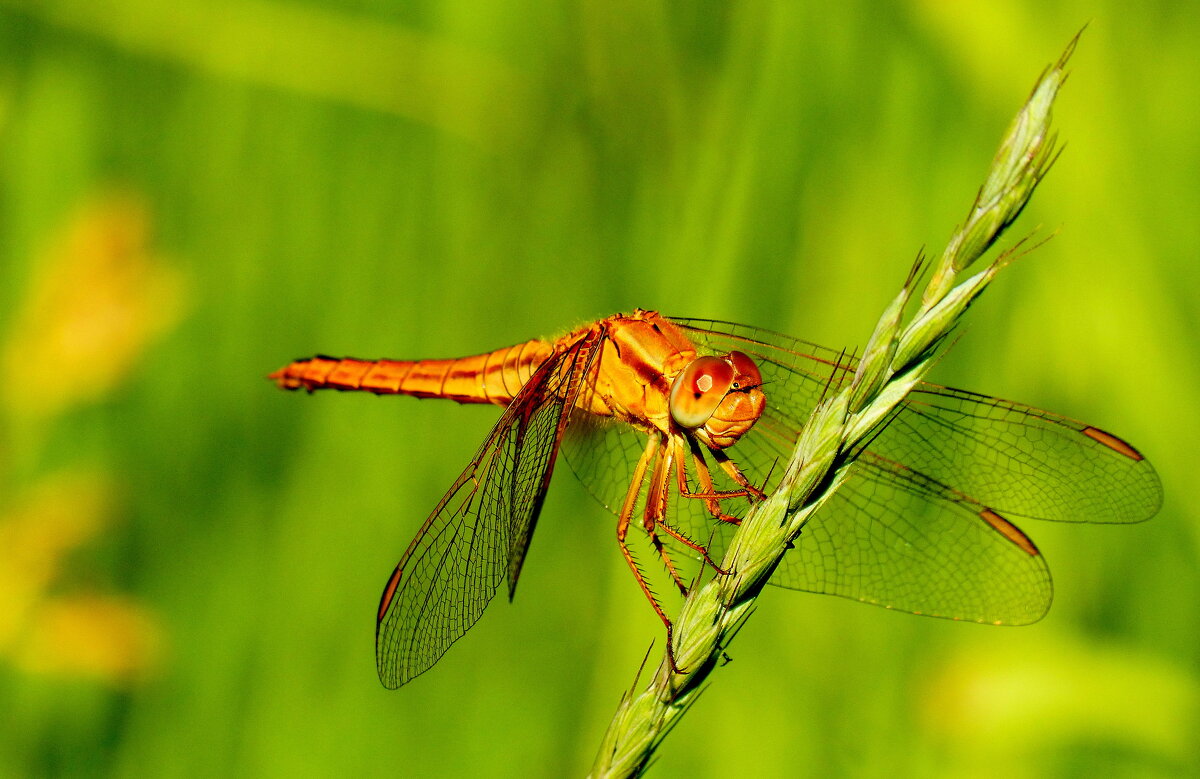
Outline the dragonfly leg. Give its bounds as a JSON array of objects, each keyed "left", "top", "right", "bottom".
[
  {"left": 643, "top": 439, "right": 693, "bottom": 596},
  {"left": 681, "top": 434, "right": 753, "bottom": 501},
  {"left": 657, "top": 519, "right": 731, "bottom": 576},
  {"left": 675, "top": 436, "right": 755, "bottom": 524},
  {"left": 616, "top": 435, "right": 684, "bottom": 675},
  {"left": 647, "top": 436, "right": 733, "bottom": 575},
  {"left": 710, "top": 447, "right": 768, "bottom": 501}
]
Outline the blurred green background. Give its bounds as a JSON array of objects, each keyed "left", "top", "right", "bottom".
[{"left": 0, "top": 0, "right": 1196, "bottom": 776}]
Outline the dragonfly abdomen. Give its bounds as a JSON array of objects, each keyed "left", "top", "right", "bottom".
[{"left": 270, "top": 340, "right": 553, "bottom": 406}]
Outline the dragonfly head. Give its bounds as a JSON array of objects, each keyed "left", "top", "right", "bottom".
[{"left": 669, "top": 351, "right": 765, "bottom": 449}]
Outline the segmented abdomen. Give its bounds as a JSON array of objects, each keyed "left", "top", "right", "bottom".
[{"left": 270, "top": 339, "right": 554, "bottom": 406}]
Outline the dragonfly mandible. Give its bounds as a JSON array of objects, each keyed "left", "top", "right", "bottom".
[{"left": 271, "top": 309, "right": 1161, "bottom": 688}]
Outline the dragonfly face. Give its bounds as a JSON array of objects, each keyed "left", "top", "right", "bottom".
[{"left": 669, "top": 350, "right": 766, "bottom": 449}]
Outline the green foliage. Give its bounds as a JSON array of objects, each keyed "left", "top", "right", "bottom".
[{"left": 0, "top": 2, "right": 1194, "bottom": 777}]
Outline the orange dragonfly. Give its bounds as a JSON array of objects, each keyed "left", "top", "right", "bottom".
[{"left": 271, "top": 309, "right": 1161, "bottom": 689}]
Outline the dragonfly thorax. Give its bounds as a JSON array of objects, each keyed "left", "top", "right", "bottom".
[{"left": 669, "top": 351, "right": 765, "bottom": 449}]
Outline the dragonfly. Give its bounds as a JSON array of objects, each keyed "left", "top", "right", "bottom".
[{"left": 271, "top": 309, "right": 1161, "bottom": 689}]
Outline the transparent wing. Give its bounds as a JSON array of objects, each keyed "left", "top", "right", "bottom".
[
  {"left": 672, "top": 317, "right": 1161, "bottom": 525},
  {"left": 740, "top": 406, "right": 1055, "bottom": 623},
  {"left": 873, "top": 384, "right": 1162, "bottom": 523},
  {"left": 561, "top": 410, "right": 647, "bottom": 515},
  {"left": 375, "top": 337, "right": 600, "bottom": 689},
  {"left": 780, "top": 454, "right": 1053, "bottom": 624},
  {"left": 563, "top": 410, "right": 746, "bottom": 560}
]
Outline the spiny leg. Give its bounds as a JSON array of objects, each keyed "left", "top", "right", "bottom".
[
  {"left": 615, "top": 435, "right": 683, "bottom": 675},
  {"left": 674, "top": 435, "right": 750, "bottom": 524},
  {"left": 655, "top": 518, "right": 731, "bottom": 576},
  {"left": 642, "top": 438, "right": 692, "bottom": 596},
  {"left": 710, "top": 446, "right": 769, "bottom": 500},
  {"left": 650, "top": 435, "right": 735, "bottom": 575}
]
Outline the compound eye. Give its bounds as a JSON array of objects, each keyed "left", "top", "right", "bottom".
[
  {"left": 669, "top": 356, "right": 734, "bottom": 429},
  {"left": 728, "top": 351, "right": 762, "bottom": 389}
]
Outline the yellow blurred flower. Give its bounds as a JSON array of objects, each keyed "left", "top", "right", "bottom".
[
  {"left": 13, "top": 593, "right": 162, "bottom": 685},
  {"left": 1, "top": 193, "right": 185, "bottom": 420},
  {"left": 0, "top": 192, "right": 181, "bottom": 686},
  {"left": 0, "top": 470, "right": 162, "bottom": 686},
  {"left": 0, "top": 471, "right": 109, "bottom": 648}
]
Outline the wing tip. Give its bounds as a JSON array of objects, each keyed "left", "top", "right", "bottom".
[{"left": 376, "top": 670, "right": 403, "bottom": 690}]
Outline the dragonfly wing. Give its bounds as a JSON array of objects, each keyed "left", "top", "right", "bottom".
[
  {"left": 872, "top": 385, "right": 1162, "bottom": 523},
  {"left": 779, "top": 453, "right": 1052, "bottom": 624},
  {"left": 561, "top": 409, "right": 648, "bottom": 516},
  {"left": 713, "top": 406, "right": 1054, "bottom": 623},
  {"left": 671, "top": 317, "right": 1161, "bottom": 525},
  {"left": 375, "top": 337, "right": 600, "bottom": 689},
  {"left": 668, "top": 317, "right": 1160, "bottom": 622}
]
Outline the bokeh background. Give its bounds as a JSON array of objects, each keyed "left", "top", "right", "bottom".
[{"left": 1, "top": 1, "right": 1196, "bottom": 776}]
